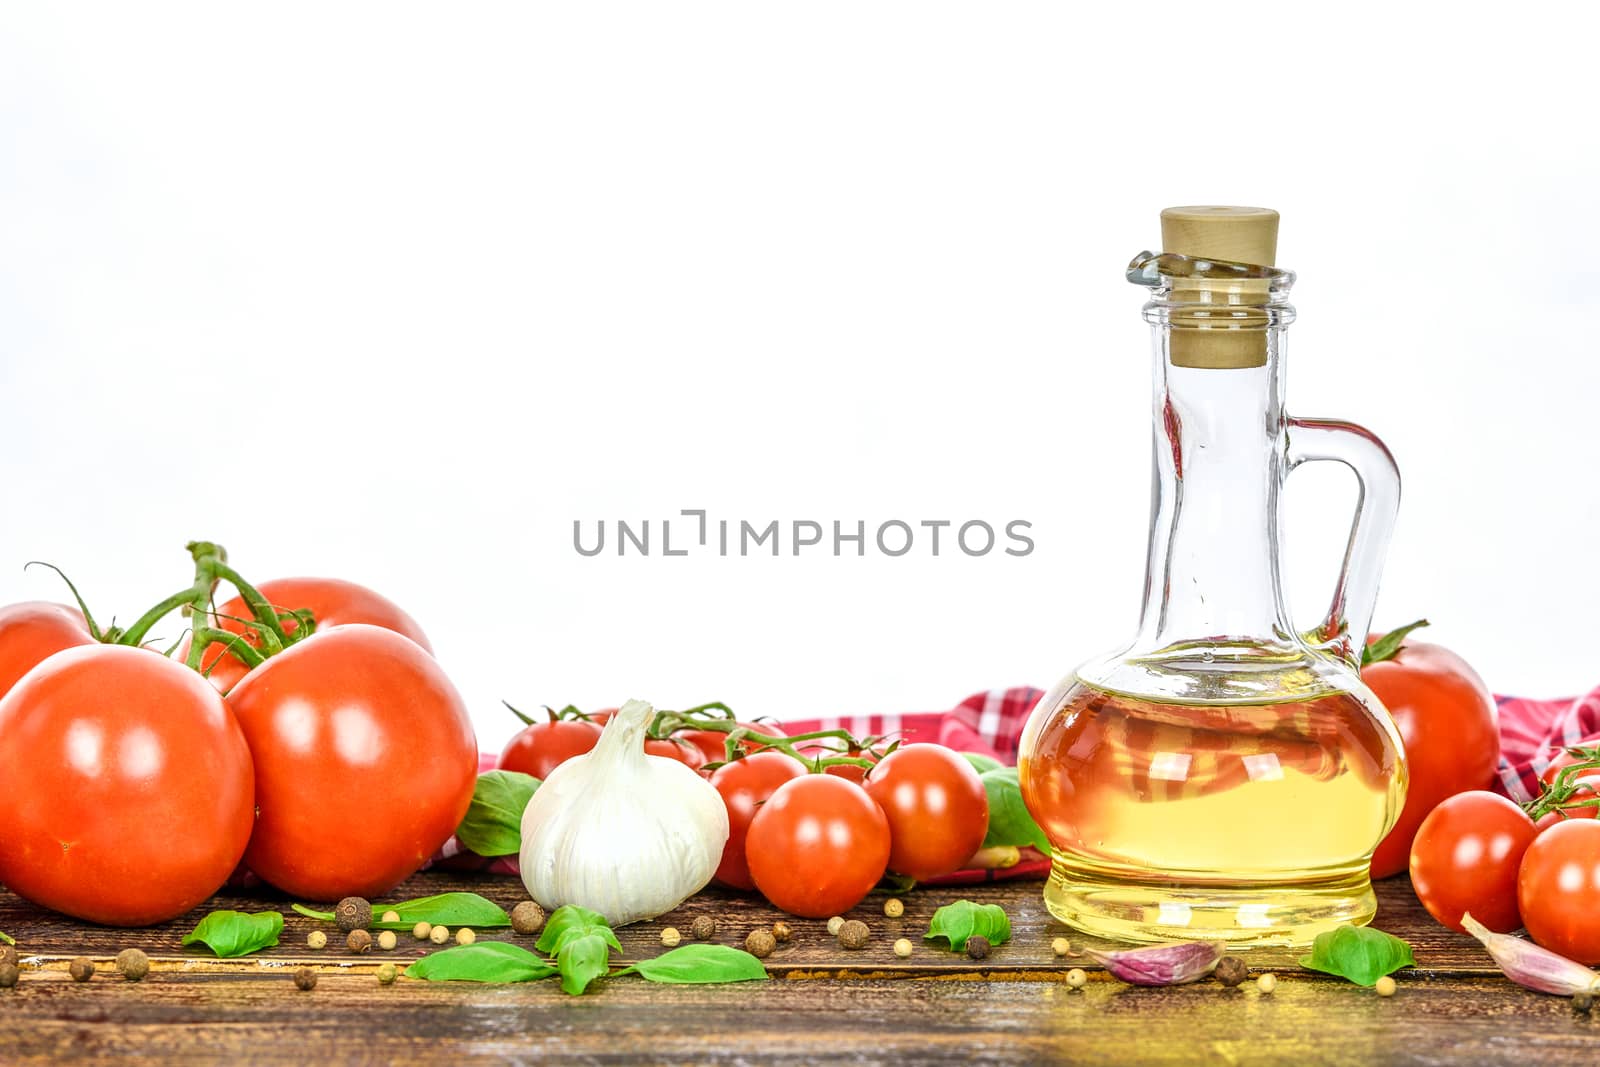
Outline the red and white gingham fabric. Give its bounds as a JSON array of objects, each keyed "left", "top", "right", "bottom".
[{"left": 435, "top": 682, "right": 1600, "bottom": 879}]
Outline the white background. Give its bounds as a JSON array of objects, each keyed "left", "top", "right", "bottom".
[{"left": 2, "top": 3, "right": 1596, "bottom": 751}]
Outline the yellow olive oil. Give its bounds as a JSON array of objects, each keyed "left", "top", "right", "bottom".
[{"left": 1019, "top": 679, "right": 1406, "bottom": 946}]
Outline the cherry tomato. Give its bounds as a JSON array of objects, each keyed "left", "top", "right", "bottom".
[
  {"left": 746, "top": 774, "right": 890, "bottom": 917},
  {"left": 226, "top": 624, "right": 476, "bottom": 900},
  {"left": 645, "top": 735, "right": 707, "bottom": 772},
  {"left": 1408, "top": 790, "right": 1536, "bottom": 933},
  {"left": 1518, "top": 820, "right": 1600, "bottom": 963},
  {"left": 1365, "top": 632, "right": 1499, "bottom": 878},
  {"left": 0, "top": 601, "right": 93, "bottom": 700},
  {"left": 0, "top": 645, "right": 254, "bottom": 925},
  {"left": 709, "top": 752, "right": 806, "bottom": 889},
  {"left": 190, "top": 577, "right": 432, "bottom": 693},
  {"left": 864, "top": 744, "right": 990, "bottom": 880},
  {"left": 677, "top": 721, "right": 787, "bottom": 766},
  {"left": 499, "top": 720, "right": 603, "bottom": 780}
]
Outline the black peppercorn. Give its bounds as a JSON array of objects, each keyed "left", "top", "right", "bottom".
[
  {"left": 966, "top": 936, "right": 991, "bottom": 961},
  {"left": 335, "top": 896, "right": 373, "bottom": 932},
  {"left": 772, "top": 921, "right": 793, "bottom": 943},
  {"left": 511, "top": 901, "right": 546, "bottom": 936},
  {"left": 0, "top": 963, "right": 18, "bottom": 989},
  {"left": 838, "top": 920, "right": 870, "bottom": 950},
  {"left": 745, "top": 930, "right": 777, "bottom": 958},
  {"left": 1215, "top": 956, "right": 1248, "bottom": 988},
  {"left": 347, "top": 929, "right": 373, "bottom": 954},
  {"left": 115, "top": 948, "right": 151, "bottom": 982},
  {"left": 294, "top": 967, "right": 318, "bottom": 991},
  {"left": 0, "top": 945, "right": 17, "bottom": 968},
  {"left": 69, "top": 957, "right": 95, "bottom": 982},
  {"left": 691, "top": 916, "right": 716, "bottom": 941}
]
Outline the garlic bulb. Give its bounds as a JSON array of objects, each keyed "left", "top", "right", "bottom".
[{"left": 519, "top": 698, "right": 729, "bottom": 926}]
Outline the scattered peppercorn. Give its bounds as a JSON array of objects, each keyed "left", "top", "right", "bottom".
[
  {"left": 413, "top": 922, "right": 433, "bottom": 941},
  {"left": 69, "top": 957, "right": 95, "bottom": 982},
  {"left": 772, "top": 921, "right": 793, "bottom": 943},
  {"left": 429, "top": 925, "right": 451, "bottom": 945},
  {"left": 967, "top": 935, "right": 991, "bottom": 961},
  {"left": 377, "top": 931, "right": 398, "bottom": 951},
  {"left": 1574, "top": 990, "right": 1595, "bottom": 1014},
  {"left": 745, "top": 930, "right": 777, "bottom": 958},
  {"left": 827, "top": 916, "right": 845, "bottom": 936},
  {"left": 838, "top": 920, "right": 870, "bottom": 950},
  {"left": 307, "top": 930, "right": 328, "bottom": 950},
  {"left": 1066, "top": 968, "right": 1087, "bottom": 989},
  {"left": 381, "top": 910, "right": 401, "bottom": 924},
  {"left": 1051, "top": 937, "right": 1071, "bottom": 958},
  {"left": 1375, "top": 975, "right": 1397, "bottom": 998},
  {"left": 511, "top": 901, "right": 546, "bottom": 936},
  {"left": 691, "top": 916, "right": 716, "bottom": 941},
  {"left": 1256, "top": 973, "right": 1278, "bottom": 994},
  {"left": 883, "top": 898, "right": 905, "bottom": 919},
  {"left": 0, "top": 945, "right": 17, "bottom": 968},
  {"left": 1215, "top": 956, "right": 1248, "bottom": 988},
  {"left": 347, "top": 930, "right": 373, "bottom": 954},
  {"left": 294, "top": 967, "right": 317, "bottom": 991},
  {"left": 335, "top": 897, "right": 372, "bottom": 932},
  {"left": 115, "top": 948, "right": 150, "bottom": 982},
  {"left": 894, "top": 938, "right": 913, "bottom": 959},
  {"left": 456, "top": 928, "right": 476, "bottom": 946},
  {"left": 660, "top": 927, "right": 682, "bottom": 947},
  {"left": 377, "top": 963, "right": 398, "bottom": 986},
  {"left": 0, "top": 963, "right": 18, "bottom": 989}
]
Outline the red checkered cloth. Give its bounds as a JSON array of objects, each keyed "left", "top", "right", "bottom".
[{"left": 435, "top": 683, "right": 1600, "bottom": 881}]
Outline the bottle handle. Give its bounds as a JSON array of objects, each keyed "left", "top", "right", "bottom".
[{"left": 1284, "top": 417, "right": 1402, "bottom": 668}]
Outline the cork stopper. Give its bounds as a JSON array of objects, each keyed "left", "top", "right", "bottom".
[{"left": 1159, "top": 206, "right": 1280, "bottom": 370}]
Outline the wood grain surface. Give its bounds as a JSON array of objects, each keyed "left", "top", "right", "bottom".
[{"left": 4, "top": 873, "right": 1598, "bottom": 1064}]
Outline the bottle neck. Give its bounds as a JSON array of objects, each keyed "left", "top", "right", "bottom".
[{"left": 1133, "top": 325, "right": 1291, "bottom": 653}]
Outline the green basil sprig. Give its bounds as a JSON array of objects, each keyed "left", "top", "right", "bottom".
[
  {"left": 182, "top": 910, "right": 284, "bottom": 958},
  {"left": 404, "top": 942, "right": 557, "bottom": 983},
  {"left": 1299, "top": 926, "right": 1415, "bottom": 986},
  {"left": 0, "top": 929, "right": 14, "bottom": 946},
  {"left": 537, "top": 905, "right": 624, "bottom": 995},
  {"left": 455, "top": 770, "right": 540, "bottom": 857},
  {"left": 616, "top": 944, "right": 768, "bottom": 984},
  {"left": 294, "top": 892, "right": 510, "bottom": 930},
  {"left": 925, "top": 900, "right": 1011, "bottom": 952}
]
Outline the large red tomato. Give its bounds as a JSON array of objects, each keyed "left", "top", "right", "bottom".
[
  {"left": 0, "top": 644, "right": 255, "bottom": 925},
  {"left": 710, "top": 752, "right": 806, "bottom": 889},
  {"left": 865, "top": 744, "right": 990, "bottom": 880},
  {"left": 226, "top": 624, "right": 476, "bottom": 900},
  {"left": 192, "top": 577, "right": 432, "bottom": 693},
  {"left": 746, "top": 774, "right": 890, "bottom": 917},
  {"left": 1408, "top": 790, "right": 1536, "bottom": 933},
  {"left": 1518, "top": 820, "right": 1600, "bottom": 963},
  {"left": 1365, "top": 628, "right": 1499, "bottom": 878},
  {"left": 0, "top": 601, "right": 93, "bottom": 700}
]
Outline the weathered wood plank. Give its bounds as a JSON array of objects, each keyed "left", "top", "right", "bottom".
[{"left": 0, "top": 873, "right": 1498, "bottom": 976}]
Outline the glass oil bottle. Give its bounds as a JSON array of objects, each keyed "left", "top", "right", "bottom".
[{"left": 1018, "top": 207, "right": 1408, "bottom": 947}]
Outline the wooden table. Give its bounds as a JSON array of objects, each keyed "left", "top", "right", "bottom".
[{"left": 4, "top": 873, "right": 1597, "bottom": 1064}]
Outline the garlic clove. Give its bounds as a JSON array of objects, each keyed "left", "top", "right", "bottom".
[{"left": 1460, "top": 912, "right": 1600, "bottom": 996}]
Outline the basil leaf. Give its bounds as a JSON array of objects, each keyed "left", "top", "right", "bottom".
[
  {"left": 181, "top": 910, "right": 284, "bottom": 958},
  {"left": 454, "top": 770, "right": 540, "bottom": 857},
  {"left": 296, "top": 892, "right": 512, "bottom": 930},
  {"left": 536, "top": 905, "right": 622, "bottom": 956},
  {"left": 1298, "top": 926, "right": 1415, "bottom": 986},
  {"left": 979, "top": 767, "right": 1051, "bottom": 852},
  {"left": 556, "top": 932, "right": 613, "bottom": 996},
  {"left": 404, "top": 942, "right": 557, "bottom": 983},
  {"left": 924, "top": 900, "right": 1011, "bottom": 951},
  {"left": 960, "top": 752, "right": 1004, "bottom": 776},
  {"left": 619, "top": 944, "right": 768, "bottom": 985}
]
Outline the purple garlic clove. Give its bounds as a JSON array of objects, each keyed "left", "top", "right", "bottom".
[
  {"left": 1085, "top": 940, "right": 1224, "bottom": 986},
  {"left": 1461, "top": 913, "right": 1600, "bottom": 996}
]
